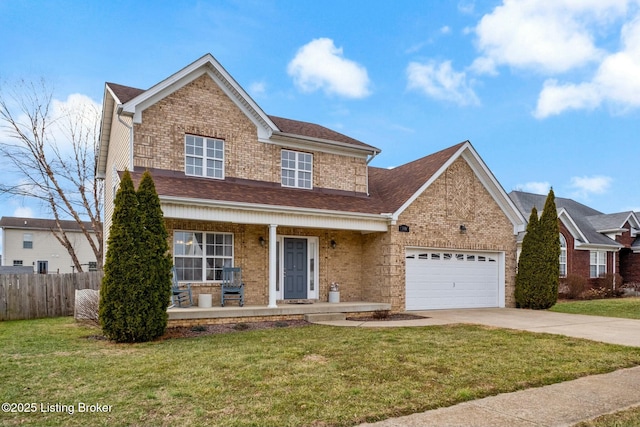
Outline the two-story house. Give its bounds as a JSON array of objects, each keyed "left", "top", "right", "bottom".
[
  {"left": 0, "top": 216, "right": 99, "bottom": 274},
  {"left": 97, "top": 54, "right": 525, "bottom": 311},
  {"left": 509, "top": 191, "right": 640, "bottom": 286}
]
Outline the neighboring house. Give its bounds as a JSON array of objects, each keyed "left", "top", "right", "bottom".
[
  {"left": 97, "top": 53, "right": 525, "bottom": 311},
  {"left": 509, "top": 191, "right": 640, "bottom": 285},
  {"left": 0, "top": 217, "right": 99, "bottom": 274}
]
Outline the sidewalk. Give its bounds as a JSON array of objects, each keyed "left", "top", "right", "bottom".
[{"left": 358, "top": 366, "right": 640, "bottom": 427}]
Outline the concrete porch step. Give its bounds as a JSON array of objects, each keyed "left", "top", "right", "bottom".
[{"left": 304, "top": 312, "right": 346, "bottom": 322}]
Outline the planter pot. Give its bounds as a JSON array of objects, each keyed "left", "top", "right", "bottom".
[
  {"left": 198, "top": 294, "right": 212, "bottom": 308},
  {"left": 328, "top": 291, "right": 340, "bottom": 303}
]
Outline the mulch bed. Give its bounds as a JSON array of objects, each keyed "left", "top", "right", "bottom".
[
  {"left": 346, "top": 313, "right": 428, "bottom": 321},
  {"left": 161, "top": 319, "right": 311, "bottom": 339}
]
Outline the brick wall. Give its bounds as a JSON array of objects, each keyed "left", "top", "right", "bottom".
[
  {"left": 132, "top": 74, "right": 368, "bottom": 193},
  {"left": 165, "top": 219, "right": 372, "bottom": 305},
  {"left": 361, "top": 158, "right": 518, "bottom": 310}
]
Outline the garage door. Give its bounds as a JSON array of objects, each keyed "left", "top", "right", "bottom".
[{"left": 405, "top": 248, "right": 501, "bottom": 310}]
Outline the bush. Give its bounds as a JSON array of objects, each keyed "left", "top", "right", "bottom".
[
  {"left": 595, "top": 273, "right": 625, "bottom": 298},
  {"left": 372, "top": 310, "right": 390, "bottom": 319},
  {"left": 99, "top": 170, "right": 171, "bottom": 343},
  {"left": 560, "top": 275, "right": 588, "bottom": 299}
]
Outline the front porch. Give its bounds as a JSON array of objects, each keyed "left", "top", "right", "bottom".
[{"left": 167, "top": 301, "right": 391, "bottom": 327}]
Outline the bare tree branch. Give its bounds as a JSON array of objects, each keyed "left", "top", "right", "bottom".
[{"left": 0, "top": 79, "right": 103, "bottom": 271}]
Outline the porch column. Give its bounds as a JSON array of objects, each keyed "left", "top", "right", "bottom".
[{"left": 268, "top": 224, "right": 278, "bottom": 308}]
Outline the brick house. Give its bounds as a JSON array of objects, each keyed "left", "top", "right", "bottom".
[
  {"left": 509, "top": 191, "right": 640, "bottom": 285},
  {"left": 97, "top": 54, "right": 525, "bottom": 311}
]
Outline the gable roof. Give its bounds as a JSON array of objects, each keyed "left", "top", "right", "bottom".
[
  {"left": 0, "top": 216, "right": 97, "bottom": 233},
  {"left": 509, "top": 191, "right": 624, "bottom": 249},
  {"left": 98, "top": 54, "right": 379, "bottom": 177}
]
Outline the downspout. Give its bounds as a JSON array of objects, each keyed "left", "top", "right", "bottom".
[
  {"left": 116, "top": 106, "right": 134, "bottom": 171},
  {"left": 365, "top": 151, "right": 379, "bottom": 196}
]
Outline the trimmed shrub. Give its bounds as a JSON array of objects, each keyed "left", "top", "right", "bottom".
[
  {"left": 136, "top": 171, "right": 172, "bottom": 340},
  {"left": 99, "top": 170, "right": 171, "bottom": 343},
  {"left": 560, "top": 275, "right": 588, "bottom": 299},
  {"left": 516, "top": 189, "right": 561, "bottom": 309}
]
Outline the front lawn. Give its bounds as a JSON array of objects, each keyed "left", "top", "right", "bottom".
[
  {"left": 550, "top": 297, "right": 640, "bottom": 319},
  {"left": 575, "top": 405, "right": 640, "bottom": 427},
  {"left": 2, "top": 318, "right": 640, "bottom": 427}
]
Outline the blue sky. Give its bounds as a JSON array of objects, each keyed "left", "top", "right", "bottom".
[{"left": 1, "top": 0, "right": 639, "bottom": 238}]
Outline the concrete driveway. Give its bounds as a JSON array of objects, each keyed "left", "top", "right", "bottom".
[{"left": 410, "top": 308, "right": 640, "bottom": 347}]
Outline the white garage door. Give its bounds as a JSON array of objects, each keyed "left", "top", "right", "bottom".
[{"left": 405, "top": 248, "right": 501, "bottom": 310}]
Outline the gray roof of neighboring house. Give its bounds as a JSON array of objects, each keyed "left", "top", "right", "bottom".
[
  {"left": 508, "top": 191, "right": 623, "bottom": 248},
  {"left": 0, "top": 217, "right": 97, "bottom": 233}
]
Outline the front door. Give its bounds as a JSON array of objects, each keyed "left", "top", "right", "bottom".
[{"left": 284, "top": 238, "right": 307, "bottom": 299}]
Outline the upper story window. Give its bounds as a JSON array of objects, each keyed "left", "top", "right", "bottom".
[
  {"left": 185, "top": 135, "right": 224, "bottom": 179},
  {"left": 559, "top": 234, "right": 567, "bottom": 277},
  {"left": 590, "top": 250, "right": 606, "bottom": 278},
  {"left": 281, "top": 149, "right": 312, "bottom": 189},
  {"left": 23, "top": 233, "right": 33, "bottom": 249},
  {"left": 88, "top": 262, "right": 98, "bottom": 272}
]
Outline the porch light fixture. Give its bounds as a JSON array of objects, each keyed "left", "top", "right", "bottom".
[
  {"left": 259, "top": 236, "right": 266, "bottom": 247},
  {"left": 459, "top": 225, "right": 467, "bottom": 234},
  {"left": 330, "top": 239, "right": 337, "bottom": 249}
]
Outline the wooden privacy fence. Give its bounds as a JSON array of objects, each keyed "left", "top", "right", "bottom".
[{"left": 0, "top": 272, "right": 103, "bottom": 321}]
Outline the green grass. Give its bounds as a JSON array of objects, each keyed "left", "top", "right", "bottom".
[
  {"left": 550, "top": 297, "right": 640, "bottom": 319},
  {"left": 574, "top": 405, "right": 640, "bottom": 427},
  {"left": 1, "top": 318, "right": 640, "bottom": 427}
]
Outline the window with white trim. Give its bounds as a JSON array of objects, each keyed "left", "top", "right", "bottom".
[
  {"left": 173, "top": 231, "right": 233, "bottom": 282},
  {"left": 185, "top": 135, "right": 224, "bottom": 179},
  {"left": 23, "top": 233, "right": 33, "bottom": 249},
  {"left": 281, "top": 149, "right": 312, "bottom": 189},
  {"left": 559, "top": 234, "right": 567, "bottom": 277},
  {"left": 590, "top": 250, "right": 606, "bottom": 278},
  {"left": 13, "top": 260, "right": 23, "bottom": 266}
]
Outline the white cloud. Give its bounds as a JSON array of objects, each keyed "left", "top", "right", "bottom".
[
  {"left": 248, "top": 81, "right": 266, "bottom": 97},
  {"left": 458, "top": 0, "right": 475, "bottom": 14},
  {"left": 287, "top": 38, "right": 371, "bottom": 99},
  {"left": 534, "top": 80, "right": 601, "bottom": 118},
  {"left": 518, "top": 181, "right": 551, "bottom": 194},
  {"left": 534, "top": 15, "right": 640, "bottom": 117},
  {"left": 472, "top": 0, "right": 622, "bottom": 75},
  {"left": 440, "top": 26, "right": 451, "bottom": 35},
  {"left": 406, "top": 60, "right": 480, "bottom": 106},
  {"left": 13, "top": 206, "right": 34, "bottom": 218},
  {"left": 569, "top": 175, "right": 612, "bottom": 198}
]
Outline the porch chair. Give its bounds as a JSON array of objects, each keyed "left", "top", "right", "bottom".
[
  {"left": 171, "top": 266, "right": 193, "bottom": 307},
  {"left": 221, "top": 267, "right": 244, "bottom": 307}
]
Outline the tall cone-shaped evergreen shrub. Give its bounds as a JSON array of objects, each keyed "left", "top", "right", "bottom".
[
  {"left": 136, "top": 170, "right": 172, "bottom": 339},
  {"left": 538, "top": 189, "right": 560, "bottom": 308},
  {"left": 515, "top": 206, "right": 542, "bottom": 308},
  {"left": 99, "top": 170, "right": 171, "bottom": 342},
  {"left": 515, "top": 189, "right": 561, "bottom": 309}
]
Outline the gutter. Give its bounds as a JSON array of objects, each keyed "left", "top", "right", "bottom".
[
  {"left": 116, "top": 105, "right": 134, "bottom": 171},
  {"left": 365, "top": 150, "right": 379, "bottom": 196}
]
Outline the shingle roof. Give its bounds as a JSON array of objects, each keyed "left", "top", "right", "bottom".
[
  {"left": 0, "top": 217, "right": 97, "bottom": 232},
  {"left": 587, "top": 212, "right": 634, "bottom": 231},
  {"left": 107, "top": 82, "right": 144, "bottom": 103},
  {"left": 369, "top": 142, "right": 466, "bottom": 213},
  {"left": 105, "top": 83, "right": 379, "bottom": 153},
  {"left": 269, "top": 115, "right": 378, "bottom": 152},
  {"left": 508, "top": 191, "right": 622, "bottom": 247},
  {"left": 127, "top": 143, "right": 466, "bottom": 216}
]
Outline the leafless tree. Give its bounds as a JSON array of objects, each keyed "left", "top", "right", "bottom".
[{"left": 0, "top": 79, "right": 103, "bottom": 271}]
